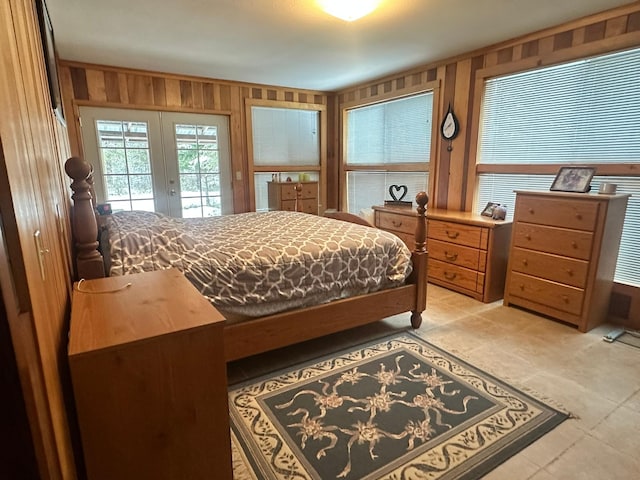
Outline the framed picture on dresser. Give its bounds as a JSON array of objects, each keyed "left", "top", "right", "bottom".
[{"left": 550, "top": 166, "right": 595, "bottom": 193}]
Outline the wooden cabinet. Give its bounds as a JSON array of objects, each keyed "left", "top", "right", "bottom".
[
  {"left": 427, "top": 209, "right": 512, "bottom": 303},
  {"left": 268, "top": 181, "right": 318, "bottom": 214},
  {"left": 504, "top": 191, "right": 630, "bottom": 332},
  {"left": 373, "top": 205, "right": 418, "bottom": 248},
  {"left": 373, "top": 206, "right": 512, "bottom": 302},
  {"left": 68, "top": 268, "right": 232, "bottom": 480}
]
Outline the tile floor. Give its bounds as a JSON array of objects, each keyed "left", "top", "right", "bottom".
[{"left": 228, "top": 284, "right": 640, "bottom": 479}]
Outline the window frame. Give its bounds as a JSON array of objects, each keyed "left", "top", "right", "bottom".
[
  {"left": 467, "top": 45, "right": 640, "bottom": 211},
  {"left": 245, "top": 99, "right": 327, "bottom": 212},
  {"left": 469, "top": 45, "right": 640, "bottom": 288},
  {"left": 340, "top": 81, "right": 440, "bottom": 211}
]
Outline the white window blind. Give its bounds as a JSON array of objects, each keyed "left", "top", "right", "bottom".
[
  {"left": 345, "top": 92, "right": 433, "bottom": 214},
  {"left": 477, "top": 174, "right": 639, "bottom": 287},
  {"left": 477, "top": 47, "right": 640, "bottom": 287},
  {"left": 251, "top": 107, "right": 319, "bottom": 166},
  {"left": 479, "top": 47, "right": 640, "bottom": 164},
  {"left": 347, "top": 92, "right": 433, "bottom": 164},
  {"left": 347, "top": 171, "right": 429, "bottom": 216}
]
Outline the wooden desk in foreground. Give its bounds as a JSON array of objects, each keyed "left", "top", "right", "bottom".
[{"left": 68, "top": 268, "right": 231, "bottom": 480}]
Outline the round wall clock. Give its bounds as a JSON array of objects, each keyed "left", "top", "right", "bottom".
[{"left": 440, "top": 103, "right": 459, "bottom": 140}]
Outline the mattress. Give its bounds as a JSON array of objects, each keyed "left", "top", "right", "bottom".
[{"left": 105, "top": 210, "right": 413, "bottom": 317}]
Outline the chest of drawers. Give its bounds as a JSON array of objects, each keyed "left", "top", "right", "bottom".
[
  {"left": 504, "top": 191, "right": 630, "bottom": 332},
  {"left": 427, "top": 209, "right": 512, "bottom": 303},
  {"left": 268, "top": 181, "right": 318, "bottom": 214},
  {"left": 373, "top": 206, "right": 512, "bottom": 302}
]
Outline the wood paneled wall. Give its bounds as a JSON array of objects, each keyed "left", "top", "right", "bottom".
[
  {"left": 337, "top": 2, "right": 640, "bottom": 211},
  {"left": 59, "top": 62, "right": 329, "bottom": 213},
  {"left": 1, "top": 0, "right": 77, "bottom": 478}
]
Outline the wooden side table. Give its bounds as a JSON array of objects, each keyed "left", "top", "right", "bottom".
[{"left": 68, "top": 268, "right": 232, "bottom": 480}]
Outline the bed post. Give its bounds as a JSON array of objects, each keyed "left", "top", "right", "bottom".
[
  {"left": 409, "top": 192, "right": 428, "bottom": 328},
  {"left": 65, "top": 156, "right": 105, "bottom": 280},
  {"left": 294, "top": 182, "right": 303, "bottom": 212}
]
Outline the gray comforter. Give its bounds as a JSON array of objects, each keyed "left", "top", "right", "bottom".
[{"left": 106, "top": 210, "right": 412, "bottom": 317}]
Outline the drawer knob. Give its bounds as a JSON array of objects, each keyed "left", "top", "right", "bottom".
[
  {"left": 446, "top": 230, "right": 459, "bottom": 239},
  {"left": 576, "top": 213, "right": 582, "bottom": 220},
  {"left": 571, "top": 241, "right": 578, "bottom": 248},
  {"left": 444, "top": 251, "right": 458, "bottom": 261},
  {"left": 525, "top": 234, "right": 531, "bottom": 240},
  {"left": 561, "top": 295, "right": 569, "bottom": 303},
  {"left": 392, "top": 220, "right": 403, "bottom": 227},
  {"left": 519, "top": 284, "right": 525, "bottom": 291},
  {"left": 528, "top": 208, "right": 534, "bottom": 214},
  {"left": 444, "top": 271, "right": 457, "bottom": 281},
  {"left": 566, "top": 269, "right": 573, "bottom": 276},
  {"left": 522, "top": 259, "right": 528, "bottom": 266}
]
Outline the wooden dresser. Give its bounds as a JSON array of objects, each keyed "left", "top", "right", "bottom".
[
  {"left": 69, "top": 268, "right": 232, "bottom": 480},
  {"left": 268, "top": 181, "right": 318, "bottom": 214},
  {"left": 504, "top": 191, "right": 630, "bottom": 332},
  {"left": 427, "top": 209, "right": 512, "bottom": 303},
  {"left": 373, "top": 206, "right": 512, "bottom": 302}
]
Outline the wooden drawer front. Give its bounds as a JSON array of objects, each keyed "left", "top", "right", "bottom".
[
  {"left": 279, "top": 184, "right": 298, "bottom": 200},
  {"left": 513, "top": 223, "right": 593, "bottom": 260},
  {"left": 281, "top": 199, "right": 317, "bottom": 214},
  {"left": 508, "top": 272, "right": 584, "bottom": 316},
  {"left": 393, "top": 231, "right": 415, "bottom": 249},
  {"left": 301, "top": 183, "right": 317, "bottom": 199},
  {"left": 376, "top": 211, "right": 417, "bottom": 235},
  {"left": 510, "top": 248, "right": 588, "bottom": 288},
  {"left": 516, "top": 195, "right": 598, "bottom": 231},
  {"left": 428, "top": 238, "right": 482, "bottom": 271},
  {"left": 300, "top": 199, "right": 317, "bottom": 215},
  {"left": 429, "top": 259, "right": 479, "bottom": 292},
  {"left": 428, "top": 220, "right": 486, "bottom": 249}
]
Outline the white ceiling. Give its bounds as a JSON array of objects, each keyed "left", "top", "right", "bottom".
[{"left": 46, "top": 0, "right": 630, "bottom": 91}]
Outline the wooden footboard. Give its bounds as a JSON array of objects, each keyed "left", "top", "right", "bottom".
[
  {"left": 65, "top": 156, "right": 428, "bottom": 361},
  {"left": 225, "top": 193, "right": 428, "bottom": 361}
]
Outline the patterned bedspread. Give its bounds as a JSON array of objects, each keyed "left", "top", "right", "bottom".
[{"left": 105, "top": 210, "right": 412, "bottom": 317}]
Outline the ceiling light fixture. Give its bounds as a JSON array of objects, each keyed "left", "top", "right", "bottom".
[{"left": 317, "top": 0, "right": 382, "bottom": 22}]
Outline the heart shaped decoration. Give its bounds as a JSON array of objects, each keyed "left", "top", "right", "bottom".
[{"left": 389, "top": 184, "right": 408, "bottom": 201}]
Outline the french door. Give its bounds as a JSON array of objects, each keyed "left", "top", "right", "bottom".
[{"left": 80, "top": 107, "right": 232, "bottom": 217}]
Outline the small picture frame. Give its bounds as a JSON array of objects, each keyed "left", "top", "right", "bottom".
[
  {"left": 481, "top": 202, "right": 500, "bottom": 217},
  {"left": 550, "top": 167, "right": 596, "bottom": 193}
]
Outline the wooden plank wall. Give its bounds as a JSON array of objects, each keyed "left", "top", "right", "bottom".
[
  {"left": 337, "top": 2, "right": 640, "bottom": 211},
  {"left": 1, "top": 0, "right": 77, "bottom": 478},
  {"left": 59, "top": 62, "right": 329, "bottom": 213}
]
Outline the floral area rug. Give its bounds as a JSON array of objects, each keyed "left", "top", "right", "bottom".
[{"left": 229, "top": 332, "right": 568, "bottom": 480}]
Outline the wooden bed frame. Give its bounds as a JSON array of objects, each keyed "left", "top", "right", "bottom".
[{"left": 65, "top": 156, "right": 428, "bottom": 362}]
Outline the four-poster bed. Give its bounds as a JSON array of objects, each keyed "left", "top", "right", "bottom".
[{"left": 65, "top": 156, "right": 428, "bottom": 361}]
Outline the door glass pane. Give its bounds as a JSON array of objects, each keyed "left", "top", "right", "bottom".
[
  {"left": 96, "top": 120, "right": 155, "bottom": 211},
  {"left": 174, "top": 123, "right": 222, "bottom": 217}
]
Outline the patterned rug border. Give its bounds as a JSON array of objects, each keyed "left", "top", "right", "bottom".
[{"left": 229, "top": 331, "right": 570, "bottom": 480}]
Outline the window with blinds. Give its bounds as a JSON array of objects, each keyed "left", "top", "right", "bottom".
[
  {"left": 251, "top": 106, "right": 321, "bottom": 211},
  {"left": 476, "top": 46, "right": 640, "bottom": 287},
  {"left": 345, "top": 92, "right": 432, "bottom": 213},
  {"left": 252, "top": 107, "right": 319, "bottom": 166}
]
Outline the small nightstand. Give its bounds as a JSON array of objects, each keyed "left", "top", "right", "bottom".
[
  {"left": 427, "top": 209, "right": 512, "bottom": 303},
  {"left": 68, "top": 268, "right": 232, "bottom": 480}
]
